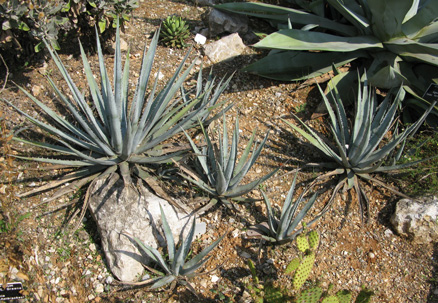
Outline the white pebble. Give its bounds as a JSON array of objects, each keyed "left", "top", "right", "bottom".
[{"left": 95, "top": 283, "right": 104, "bottom": 293}]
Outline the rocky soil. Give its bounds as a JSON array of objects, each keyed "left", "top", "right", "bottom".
[{"left": 0, "top": 0, "right": 437, "bottom": 302}]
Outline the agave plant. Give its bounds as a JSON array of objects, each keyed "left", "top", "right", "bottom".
[
  {"left": 216, "top": 0, "right": 438, "bottom": 122},
  {"left": 123, "top": 205, "right": 224, "bottom": 290},
  {"left": 160, "top": 15, "right": 190, "bottom": 48},
  {"left": 283, "top": 73, "right": 436, "bottom": 219},
  {"left": 247, "top": 173, "right": 324, "bottom": 245},
  {"left": 2, "top": 22, "right": 230, "bottom": 209},
  {"left": 180, "top": 115, "right": 278, "bottom": 213}
]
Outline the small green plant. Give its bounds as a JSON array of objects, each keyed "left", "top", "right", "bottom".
[
  {"left": 245, "top": 229, "right": 374, "bottom": 302},
  {"left": 159, "top": 15, "right": 190, "bottom": 48},
  {"left": 3, "top": 23, "right": 230, "bottom": 218},
  {"left": 391, "top": 130, "right": 438, "bottom": 196},
  {"left": 283, "top": 72, "right": 436, "bottom": 220},
  {"left": 247, "top": 259, "right": 292, "bottom": 303},
  {"left": 210, "top": 285, "right": 235, "bottom": 302},
  {"left": 181, "top": 115, "right": 278, "bottom": 213},
  {"left": 248, "top": 173, "right": 324, "bottom": 245},
  {"left": 294, "top": 103, "right": 307, "bottom": 114},
  {"left": 0, "top": 0, "right": 69, "bottom": 53},
  {"left": 123, "top": 205, "right": 224, "bottom": 291},
  {"left": 0, "top": 0, "right": 138, "bottom": 56},
  {"left": 66, "top": 0, "right": 139, "bottom": 33},
  {"left": 286, "top": 228, "right": 320, "bottom": 290},
  {"left": 0, "top": 218, "right": 11, "bottom": 233}
]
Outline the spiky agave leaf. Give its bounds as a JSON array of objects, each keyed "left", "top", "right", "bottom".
[
  {"left": 124, "top": 205, "right": 224, "bottom": 289},
  {"left": 3, "top": 20, "right": 230, "bottom": 208},
  {"left": 181, "top": 115, "right": 278, "bottom": 212},
  {"left": 283, "top": 71, "right": 436, "bottom": 219},
  {"left": 255, "top": 172, "right": 324, "bottom": 244}
]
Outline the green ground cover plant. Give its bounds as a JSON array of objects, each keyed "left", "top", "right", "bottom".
[
  {"left": 0, "top": 0, "right": 138, "bottom": 55},
  {"left": 391, "top": 129, "right": 438, "bottom": 196}
]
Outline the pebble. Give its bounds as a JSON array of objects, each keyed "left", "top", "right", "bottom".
[
  {"left": 95, "top": 283, "right": 104, "bottom": 293},
  {"left": 384, "top": 229, "right": 393, "bottom": 237},
  {"left": 211, "top": 275, "right": 220, "bottom": 283},
  {"left": 88, "top": 294, "right": 95, "bottom": 301},
  {"left": 89, "top": 243, "right": 97, "bottom": 251},
  {"left": 105, "top": 276, "right": 114, "bottom": 285},
  {"left": 239, "top": 251, "right": 251, "bottom": 259}
]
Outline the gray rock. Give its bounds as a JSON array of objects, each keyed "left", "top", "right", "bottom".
[
  {"left": 207, "top": 9, "right": 248, "bottom": 37},
  {"left": 203, "top": 33, "right": 246, "bottom": 64},
  {"left": 196, "top": 0, "right": 217, "bottom": 6},
  {"left": 390, "top": 195, "right": 438, "bottom": 244},
  {"left": 88, "top": 174, "right": 195, "bottom": 282},
  {"left": 109, "top": 37, "right": 129, "bottom": 52}
]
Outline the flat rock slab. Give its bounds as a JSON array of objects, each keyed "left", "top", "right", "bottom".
[
  {"left": 88, "top": 174, "right": 194, "bottom": 282},
  {"left": 391, "top": 195, "right": 438, "bottom": 244},
  {"left": 203, "top": 33, "right": 246, "bottom": 64}
]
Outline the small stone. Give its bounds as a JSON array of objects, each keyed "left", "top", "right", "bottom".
[
  {"left": 88, "top": 294, "right": 95, "bottom": 301},
  {"left": 384, "top": 229, "right": 393, "bottom": 237},
  {"left": 83, "top": 269, "right": 92, "bottom": 276},
  {"left": 211, "top": 275, "right": 220, "bottom": 283},
  {"left": 32, "top": 85, "right": 42, "bottom": 96},
  {"left": 194, "top": 33, "right": 207, "bottom": 45},
  {"left": 239, "top": 251, "right": 251, "bottom": 259},
  {"left": 89, "top": 243, "right": 97, "bottom": 252},
  {"left": 199, "top": 279, "right": 208, "bottom": 288},
  {"left": 95, "top": 283, "right": 104, "bottom": 293},
  {"left": 194, "top": 222, "right": 207, "bottom": 238},
  {"left": 154, "top": 71, "right": 164, "bottom": 80},
  {"left": 105, "top": 276, "right": 114, "bottom": 285},
  {"left": 203, "top": 33, "right": 246, "bottom": 64}
]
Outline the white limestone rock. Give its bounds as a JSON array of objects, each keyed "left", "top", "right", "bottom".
[
  {"left": 203, "top": 33, "right": 246, "bottom": 64},
  {"left": 390, "top": 195, "right": 438, "bottom": 244},
  {"left": 88, "top": 174, "right": 196, "bottom": 281}
]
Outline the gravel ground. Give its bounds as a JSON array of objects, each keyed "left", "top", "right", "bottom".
[{"left": 0, "top": 0, "right": 437, "bottom": 302}]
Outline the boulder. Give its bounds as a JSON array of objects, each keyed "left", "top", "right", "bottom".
[
  {"left": 207, "top": 8, "right": 248, "bottom": 37},
  {"left": 88, "top": 174, "right": 195, "bottom": 282},
  {"left": 203, "top": 33, "right": 246, "bottom": 64},
  {"left": 390, "top": 195, "right": 438, "bottom": 244}
]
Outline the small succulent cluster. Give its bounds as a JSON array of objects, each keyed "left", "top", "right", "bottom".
[{"left": 159, "top": 15, "right": 190, "bottom": 48}]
